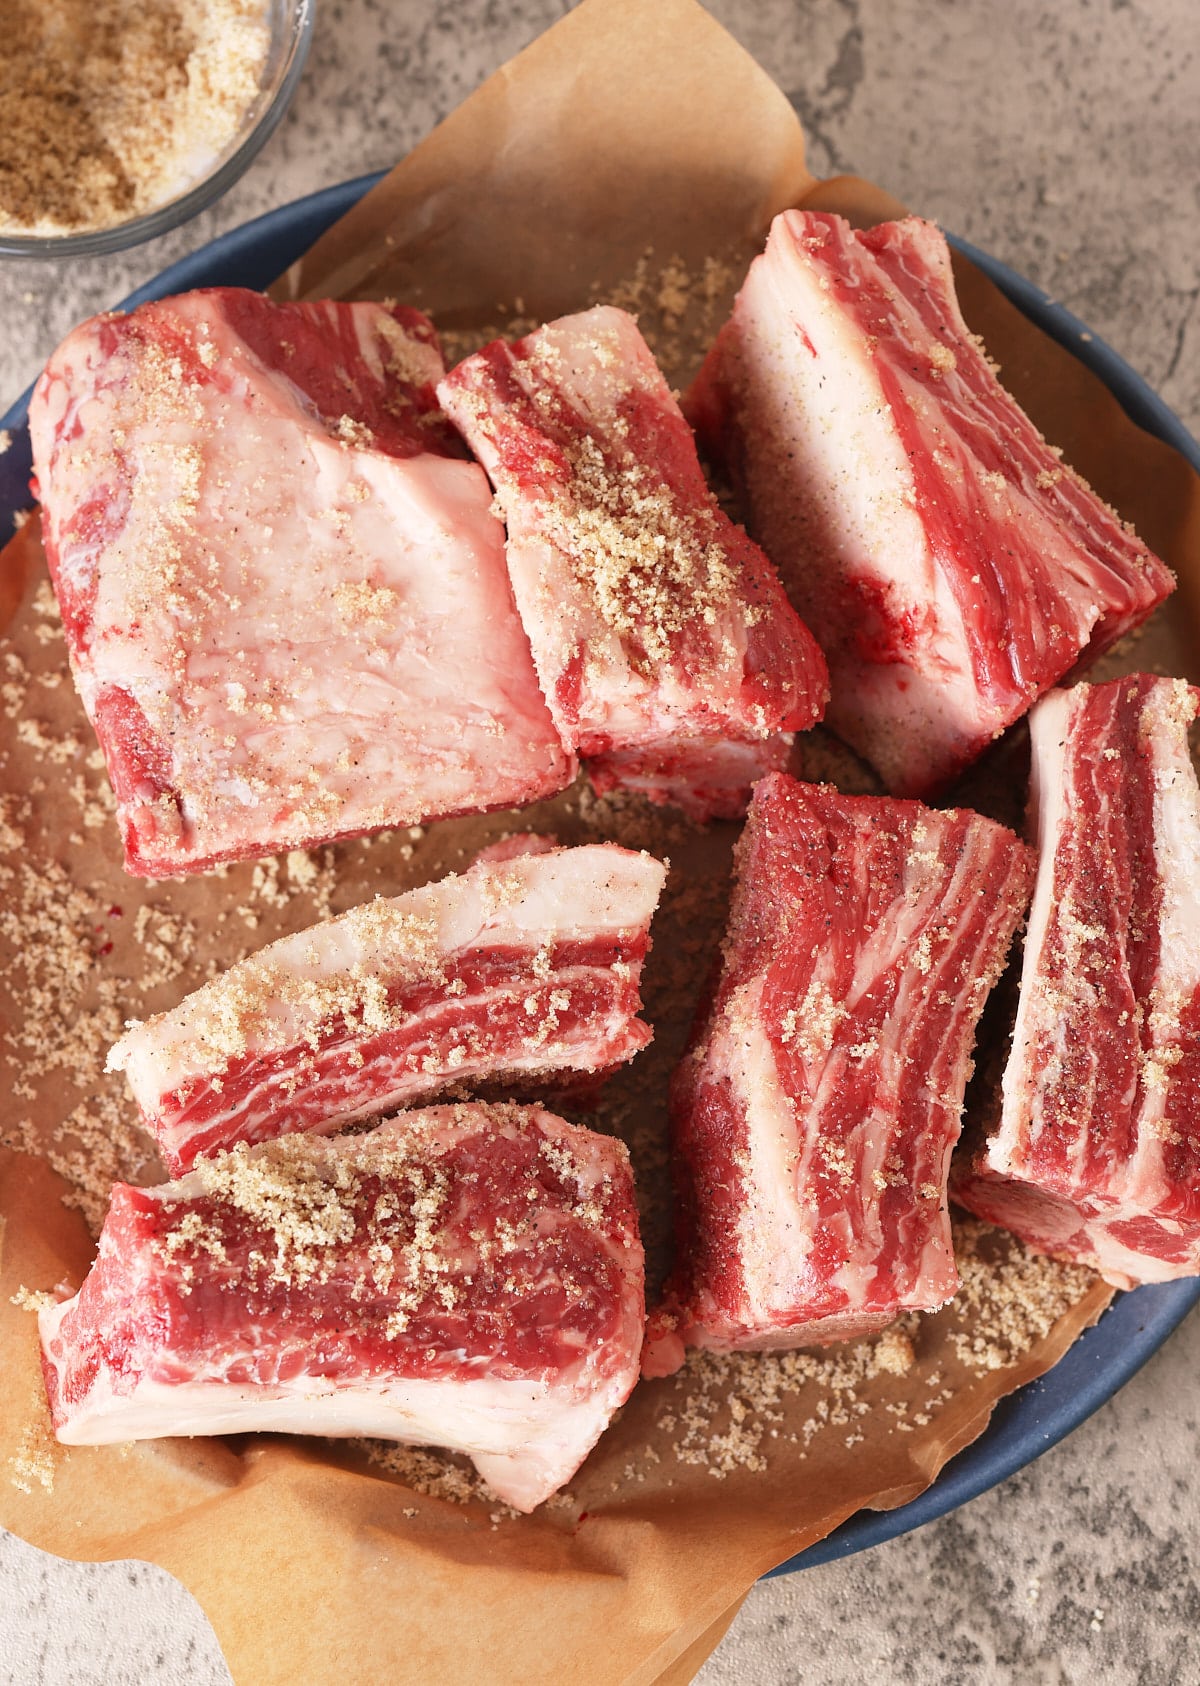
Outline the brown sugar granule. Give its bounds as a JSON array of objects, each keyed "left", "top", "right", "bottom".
[
  {"left": 167, "top": 1102, "right": 613, "bottom": 1303},
  {"left": 131, "top": 903, "right": 197, "bottom": 992},
  {"left": 947, "top": 1218, "right": 1098, "bottom": 1372},
  {"left": 187, "top": 1135, "right": 371, "bottom": 1290},
  {"left": 9, "top": 1405, "right": 57, "bottom": 1495},
  {"left": 873, "top": 1323, "right": 917, "bottom": 1377},
  {"left": 241, "top": 852, "right": 336, "bottom": 922},
  {"left": 15, "top": 717, "right": 83, "bottom": 765},
  {"left": 662, "top": 1319, "right": 925, "bottom": 1478},
  {"left": 0, "top": 859, "right": 128, "bottom": 1080},
  {"left": 4, "top": 1090, "right": 156, "bottom": 1235},
  {"left": 437, "top": 250, "right": 732, "bottom": 393},
  {"left": 277, "top": 848, "right": 337, "bottom": 920},
  {"left": 354, "top": 1441, "right": 515, "bottom": 1512},
  {"left": 599, "top": 249, "right": 736, "bottom": 385},
  {"left": 7, "top": 1293, "right": 60, "bottom": 1497},
  {"left": 9, "top": 1286, "right": 56, "bottom": 1314},
  {"left": 543, "top": 432, "right": 739, "bottom": 667},
  {"left": 573, "top": 782, "right": 693, "bottom": 855},
  {"left": 0, "top": 850, "right": 163, "bottom": 1225},
  {"left": 134, "top": 897, "right": 446, "bottom": 1079},
  {"left": 1, "top": 650, "right": 30, "bottom": 720},
  {"left": 653, "top": 1221, "right": 1099, "bottom": 1478},
  {"left": 793, "top": 725, "right": 884, "bottom": 796},
  {"left": 0, "top": 792, "right": 27, "bottom": 853},
  {"left": 0, "top": 0, "right": 269, "bottom": 236}
]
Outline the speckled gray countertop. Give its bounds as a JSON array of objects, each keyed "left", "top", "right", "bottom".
[{"left": 2, "top": 3, "right": 1198, "bottom": 1682}]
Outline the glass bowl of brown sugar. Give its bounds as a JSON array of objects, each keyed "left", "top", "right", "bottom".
[{"left": 0, "top": 0, "right": 314, "bottom": 258}]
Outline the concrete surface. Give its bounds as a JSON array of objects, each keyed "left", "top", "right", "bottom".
[{"left": 1, "top": 2, "right": 1197, "bottom": 1682}]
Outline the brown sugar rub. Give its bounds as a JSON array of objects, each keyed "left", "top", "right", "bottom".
[
  {"left": 439, "top": 305, "right": 830, "bottom": 820},
  {"left": 651, "top": 1217, "right": 1099, "bottom": 1481},
  {"left": 0, "top": 0, "right": 268, "bottom": 235}
]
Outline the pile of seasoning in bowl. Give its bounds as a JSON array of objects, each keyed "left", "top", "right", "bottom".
[{"left": 0, "top": 0, "right": 310, "bottom": 252}]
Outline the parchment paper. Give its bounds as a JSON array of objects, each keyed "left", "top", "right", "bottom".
[{"left": 3, "top": 3, "right": 1199, "bottom": 1683}]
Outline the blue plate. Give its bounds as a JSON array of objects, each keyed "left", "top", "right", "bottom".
[{"left": 3, "top": 177, "right": 1198, "bottom": 1572}]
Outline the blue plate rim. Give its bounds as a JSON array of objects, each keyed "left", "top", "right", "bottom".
[{"left": 3, "top": 176, "right": 1198, "bottom": 1576}]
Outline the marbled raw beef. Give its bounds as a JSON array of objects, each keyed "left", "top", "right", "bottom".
[
  {"left": 109, "top": 842, "right": 666, "bottom": 1174},
  {"left": 41, "top": 1103, "right": 645, "bottom": 1513},
  {"left": 688, "top": 212, "right": 1174, "bottom": 796},
  {"left": 28, "top": 287, "right": 571, "bottom": 876}
]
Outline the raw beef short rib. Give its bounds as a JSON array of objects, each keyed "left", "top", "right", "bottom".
[
  {"left": 40, "top": 1103, "right": 645, "bottom": 1512},
  {"left": 644, "top": 771, "right": 1033, "bottom": 1375},
  {"left": 439, "top": 305, "right": 829, "bottom": 819},
  {"left": 109, "top": 842, "right": 667, "bottom": 1174},
  {"left": 952, "top": 675, "right": 1200, "bottom": 1288},
  {"left": 28, "top": 287, "right": 571, "bottom": 876},
  {"left": 688, "top": 212, "right": 1174, "bottom": 798}
]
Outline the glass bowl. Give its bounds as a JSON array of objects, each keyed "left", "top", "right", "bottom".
[{"left": 0, "top": 0, "right": 315, "bottom": 260}]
